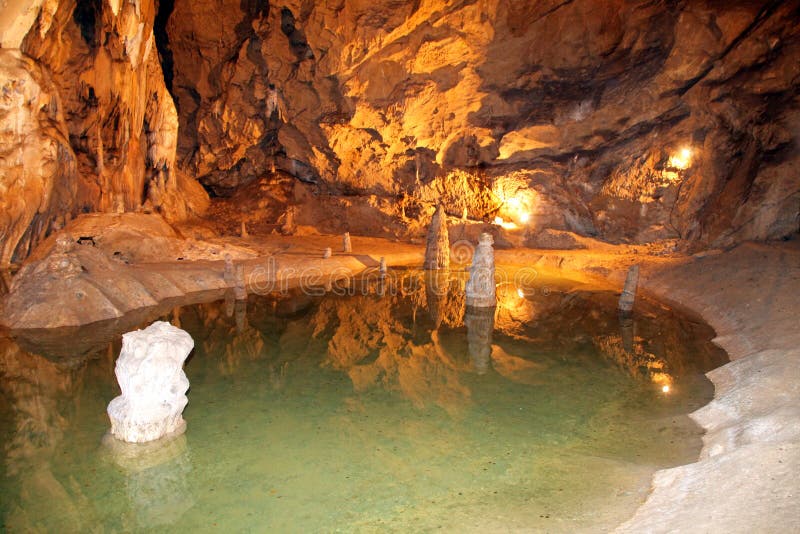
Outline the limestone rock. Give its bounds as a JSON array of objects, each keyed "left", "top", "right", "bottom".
[
  {"left": 465, "top": 233, "right": 497, "bottom": 308},
  {"left": 424, "top": 205, "right": 450, "bottom": 270},
  {"left": 107, "top": 321, "right": 194, "bottom": 443},
  {"left": 0, "top": 49, "right": 77, "bottom": 267}
]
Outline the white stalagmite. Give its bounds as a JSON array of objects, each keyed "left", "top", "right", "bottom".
[
  {"left": 465, "top": 232, "right": 497, "bottom": 308},
  {"left": 343, "top": 232, "right": 352, "bottom": 252},
  {"left": 107, "top": 321, "right": 194, "bottom": 443}
]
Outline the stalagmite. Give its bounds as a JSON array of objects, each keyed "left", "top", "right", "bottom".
[
  {"left": 241, "top": 221, "right": 249, "bottom": 238},
  {"left": 281, "top": 207, "right": 296, "bottom": 235},
  {"left": 343, "top": 232, "right": 352, "bottom": 253},
  {"left": 223, "top": 254, "right": 235, "bottom": 285},
  {"left": 234, "top": 264, "right": 247, "bottom": 300},
  {"left": 379, "top": 256, "right": 387, "bottom": 276},
  {"left": 618, "top": 264, "right": 640, "bottom": 315},
  {"left": 424, "top": 205, "right": 450, "bottom": 270},
  {"left": 106, "top": 321, "right": 194, "bottom": 443},
  {"left": 465, "top": 233, "right": 496, "bottom": 308},
  {"left": 323, "top": 247, "right": 332, "bottom": 259}
]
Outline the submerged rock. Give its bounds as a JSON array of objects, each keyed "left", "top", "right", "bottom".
[{"left": 107, "top": 321, "right": 194, "bottom": 443}]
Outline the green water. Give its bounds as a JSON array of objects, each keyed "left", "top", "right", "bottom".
[{"left": 0, "top": 271, "right": 726, "bottom": 532}]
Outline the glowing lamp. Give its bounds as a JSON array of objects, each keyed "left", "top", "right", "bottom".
[
  {"left": 519, "top": 212, "right": 530, "bottom": 224},
  {"left": 662, "top": 385, "right": 670, "bottom": 393},
  {"left": 517, "top": 287, "right": 525, "bottom": 298},
  {"left": 494, "top": 216, "right": 504, "bottom": 225},
  {"left": 668, "top": 147, "right": 692, "bottom": 170}
]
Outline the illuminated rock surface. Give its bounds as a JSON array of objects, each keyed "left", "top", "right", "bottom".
[{"left": 107, "top": 321, "right": 194, "bottom": 443}]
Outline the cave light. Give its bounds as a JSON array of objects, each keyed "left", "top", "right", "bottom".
[
  {"left": 494, "top": 216, "right": 518, "bottom": 230},
  {"left": 668, "top": 147, "right": 693, "bottom": 170},
  {"left": 517, "top": 287, "right": 525, "bottom": 298},
  {"left": 662, "top": 385, "right": 671, "bottom": 393}
]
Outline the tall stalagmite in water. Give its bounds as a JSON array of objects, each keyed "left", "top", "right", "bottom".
[
  {"left": 424, "top": 205, "right": 450, "bottom": 270},
  {"left": 465, "top": 233, "right": 496, "bottom": 308}
]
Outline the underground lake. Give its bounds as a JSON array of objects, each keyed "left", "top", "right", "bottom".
[{"left": 0, "top": 269, "right": 727, "bottom": 532}]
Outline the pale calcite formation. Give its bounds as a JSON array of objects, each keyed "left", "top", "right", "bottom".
[
  {"left": 107, "top": 321, "right": 194, "bottom": 443},
  {"left": 423, "top": 205, "right": 450, "bottom": 270},
  {"left": 465, "top": 233, "right": 496, "bottom": 308}
]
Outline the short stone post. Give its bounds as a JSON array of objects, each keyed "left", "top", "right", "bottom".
[{"left": 618, "top": 264, "right": 639, "bottom": 315}]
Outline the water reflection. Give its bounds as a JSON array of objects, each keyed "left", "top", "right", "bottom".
[
  {"left": 102, "top": 433, "right": 194, "bottom": 529},
  {"left": 465, "top": 306, "right": 494, "bottom": 374},
  {"left": 0, "top": 269, "right": 728, "bottom": 531}
]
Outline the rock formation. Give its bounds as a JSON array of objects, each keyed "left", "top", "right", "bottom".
[
  {"left": 0, "top": 0, "right": 798, "bottom": 262},
  {"left": 423, "top": 205, "right": 450, "bottom": 270},
  {"left": 465, "top": 233, "right": 497, "bottom": 308},
  {"left": 0, "top": 0, "right": 208, "bottom": 267},
  {"left": 618, "top": 264, "right": 640, "bottom": 315},
  {"left": 162, "top": 0, "right": 799, "bottom": 249},
  {"left": 107, "top": 321, "right": 194, "bottom": 443}
]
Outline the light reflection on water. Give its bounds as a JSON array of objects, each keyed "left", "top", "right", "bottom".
[{"left": 0, "top": 270, "right": 726, "bottom": 532}]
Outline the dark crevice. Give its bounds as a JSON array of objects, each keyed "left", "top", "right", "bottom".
[
  {"left": 72, "top": 0, "right": 102, "bottom": 47},
  {"left": 154, "top": 0, "right": 176, "bottom": 97},
  {"left": 280, "top": 7, "right": 315, "bottom": 61}
]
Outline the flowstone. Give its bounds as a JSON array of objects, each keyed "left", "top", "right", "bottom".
[{"left": 107, "top": 321, "right": 194, "bottom": 443}]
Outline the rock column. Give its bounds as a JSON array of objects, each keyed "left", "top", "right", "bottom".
[
  {"left": 465, "top": 233, "right": 496, "bottom": 308},
  {"left": 424, "top": 205, "right": 450, "bottom": 270}
]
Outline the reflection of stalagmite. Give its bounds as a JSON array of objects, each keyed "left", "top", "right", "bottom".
[
  {"left": 465, "top": 233, "right": 496, "bottom": 307},
  {"left": 424, "top": 205, "right": 450, "bottom": 270},
  {"left": 620, "top": 313, "right": 635, "bottom": 353},
  {"left": 465, "top": 306, "right": 495, "bottom": 374},
  {"left": 102, "top": 433, "right": 194, "bottom": 529},
  {"left": 235, "top": 299, "right": 248, "bottom": 333},
  {"left": 224, "top": 289, "right": 235, "bottom": 317},
  {"left": 425, "top": 271, "right": 450, "bottom": 328}
]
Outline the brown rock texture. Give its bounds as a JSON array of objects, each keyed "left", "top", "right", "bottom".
[
  {"left": 164, "top": 0, "right": 799, "bottom": 248},
  {"left": 0, "top": 0, "right": 208, "bottom": 267},
  {"left": 1, "top": 0, "right": 799, "bottom": 265}
]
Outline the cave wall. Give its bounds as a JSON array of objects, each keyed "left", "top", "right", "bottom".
[
  {"left": 1, "top": 0, "right": 799, "bottom": 266},
  {"left": 0, "top": 0, "right": 207, "bottom": 267},
  {"left": 168, "top": 0, "right": 799, "bottom": 246}
]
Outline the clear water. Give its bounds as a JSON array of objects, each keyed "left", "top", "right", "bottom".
[{"left": 0, "top": 270, "right": 726, "bottom": 532}]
